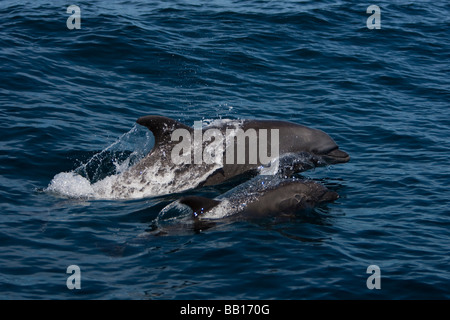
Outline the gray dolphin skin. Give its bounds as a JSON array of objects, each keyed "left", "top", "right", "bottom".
[
  {"left": 134, "top": 115, "right": 350, "bottom": 187},
  {"left": 178, "top": 178, "right": 339, "bottom": 219}
]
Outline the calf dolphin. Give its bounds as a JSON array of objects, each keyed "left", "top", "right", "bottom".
[{"left": 177, "top": 176, "right": 339, "bottom": 220}]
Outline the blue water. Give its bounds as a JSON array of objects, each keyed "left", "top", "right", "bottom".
[{"left": 1, "top": 0, "right": 449, "bottom": 299}]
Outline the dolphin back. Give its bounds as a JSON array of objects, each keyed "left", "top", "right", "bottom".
[{"left": 179, "top": 196, "right": 221, "bottom": 217}]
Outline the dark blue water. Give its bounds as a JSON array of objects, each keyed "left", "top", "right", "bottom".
[{"left": 1, "top": 0, "right": 449, "bottom": 299}]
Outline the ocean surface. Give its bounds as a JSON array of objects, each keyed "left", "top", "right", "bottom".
[{"left": 0, "top": 0, "right": 449, "bottom": 300}]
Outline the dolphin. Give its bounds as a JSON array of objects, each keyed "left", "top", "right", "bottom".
[
  {"left": 99, "top": 115, "right": 349, "bottom": 198},
  {"left": 49, "top": 116, "right": 349, "bottom": 200},
  {"left": 177, "top": 176, "right": 339, "bottom": 220},
  {"left": 131, "top": 115, "right": 349, "bottom": 188}
]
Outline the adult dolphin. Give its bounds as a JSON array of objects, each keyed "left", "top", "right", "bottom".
[{"left": 133, "top": 115, "right": 350, "bottom": 187}]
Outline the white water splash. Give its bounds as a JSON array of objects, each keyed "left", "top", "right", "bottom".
[
  {"left": 46, "top": 172, "right": 95, "bottom": 198},
  {"left": 46, "top": 124, "right": 156, "bottom": 199},
  {"left": 46, "top": 120, "right": 244, "bottom": 200}
]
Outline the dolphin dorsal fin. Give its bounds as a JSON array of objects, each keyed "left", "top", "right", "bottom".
[
  {"left": 179, "top": 196, "right": 221, "bottom": 217},
  {"left": 136, "top": 115, "right": 193, "bottom": 146}
]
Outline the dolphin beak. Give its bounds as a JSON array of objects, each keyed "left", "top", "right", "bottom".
[
  {"left": 322, "top": 148, "right": 350, "bottom": 164},
  {"left": 319, "top": 190, "right": 340, "bottom": 203}
]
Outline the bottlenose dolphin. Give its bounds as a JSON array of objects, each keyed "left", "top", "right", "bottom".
[
  {"left": 129, "top": 115, "right": 349, "bottom": 190},
  {"left": 177, "top": 176, "right": 339, "bottom": 220},
  {"left": 47, "top": 116, "right": 349, "bottom": 200}
]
